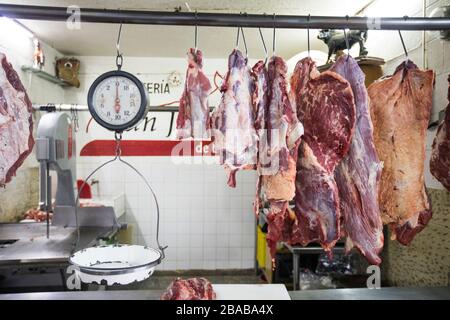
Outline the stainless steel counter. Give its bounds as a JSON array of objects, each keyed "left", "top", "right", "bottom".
[
  {"left": 0, "top": 290, "right": 163, "bottom": 300},
  {"left": 289, "top": 286, "right": 450, "bottom": 300},
  {"left": 0, "top": 286, "right": 448, "bottom": 300},
  {"left": 0, "top": 222, "right": 117, "bottom": 268}
]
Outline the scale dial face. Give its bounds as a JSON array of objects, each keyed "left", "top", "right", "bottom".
[{"left": 88, "top": 70, "right": 148, "bottom": 131}]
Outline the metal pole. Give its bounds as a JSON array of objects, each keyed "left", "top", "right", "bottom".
[
  {"left": 32, "top": 104, "right": 213, "bottom": 113},
  {"left": 1, "top": 4, "right": 450, "bottom": 30}
]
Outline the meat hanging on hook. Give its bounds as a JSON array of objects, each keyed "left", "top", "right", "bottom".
[
  {"left": 176, "top": 15, "right": 212, "bottom": 140},
  {"left": 211, "top": 46, "right": 258, "bottom": 187}
]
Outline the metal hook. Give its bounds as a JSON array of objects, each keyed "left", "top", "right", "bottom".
[
  {"left": 272, "top": 13, "right": 276, "bottom": 56},
  {"left": 70, "top": 105, "right": 79, "bottom": 132},
  {"left": 235, "top": 25, "right": 241, "bottom": 49},
  {"left": 240, "top": 27, "right": 248, "bottom": 58},
  {"left": 343, "top": 27, "right": 350, "bottom": 61},
  {"left": 116, "top": 23, "right": 122, "bottom": 56},
  {"left": 235, "top": 26, "right": 248, "bottom": 58},
  {"left": 116, "top": 23, "right": 123, "bottom": 70},
  {"left": 398, "top": 29, "right": 409, "bottom": 60},
  {"left": 241, "top": 12, "right": 249, "bottom": 58},
  {"left": 307, "top": 14, "right": 311, "bottom": 57},
  {"left": 344, "top": 15, "right": 350, "bottom": 61},
  {"left": 258, "top": 27, "right": 268, "bottom": 65},
  {"left": 194, "top": 10, "right": 198, "bottom": 53}
]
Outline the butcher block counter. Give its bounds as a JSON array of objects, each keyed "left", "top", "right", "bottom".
[{"left": 0, "top": 286, "right": 448, "bottom": 300}]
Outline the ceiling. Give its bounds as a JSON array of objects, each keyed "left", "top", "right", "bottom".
[{"left": 3, "top": 0, "right": 372, "bottom": 59}]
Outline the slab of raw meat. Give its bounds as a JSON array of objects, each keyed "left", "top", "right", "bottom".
[
  {"left": 253, "top": 56, "right": 303, "bottom": 256},
  {"left": 368, "top": 60, "right": 434, "bottom": 245},
  {"left": 211, "top": 49, "right": 258, "bottom": 187},
  {"left": 252, "top": 60, "right": 268, "bottom": 134},
  {"left": 430, "top": 75, "right": 450, "bottom": 191},
  {"left": 251, "top": 60, "right": 268, "bottom": 216},
  {"left": 294, "top": 142, "right": 341, "bottom": 250},
  {"left": 330, "top": 55, "right": 383, "bottom": 265},
  {"left": 160, "top": 277, "right": 216, "bottom": 300},
  {"left": 176, "top": 48, "right": 212, "bottom": 140},
  {"left": 291, "top": 57, "right": 356, "bottom": 251},
  {"left": 0, "top": 53, "right": 34, "bottom": 186}
]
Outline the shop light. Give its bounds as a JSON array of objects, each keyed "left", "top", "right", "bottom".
[{"left": 0, "top": 17, "right": 34, "bottom": 39}]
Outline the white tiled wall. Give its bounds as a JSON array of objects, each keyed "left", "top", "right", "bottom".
[{"left": 77, "top": 156, "right": 257, "bottom": 271}]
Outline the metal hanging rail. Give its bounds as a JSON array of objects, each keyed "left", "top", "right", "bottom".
[
  {"left": 32, "top": 104, "right": 219, "bottom": 113},
  {"left": 0, "top": 4, "right": 450, "bottom": 30},
  {"left": 32, "top": 104, "right": 190, "bottom": 113}
]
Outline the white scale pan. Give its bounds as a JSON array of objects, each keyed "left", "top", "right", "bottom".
[
  {"left": 70, "top": 134, "right": 166, "bottom": 285},
  {"left": 70, "top": 244, "right": 162, "bottom": 285}
]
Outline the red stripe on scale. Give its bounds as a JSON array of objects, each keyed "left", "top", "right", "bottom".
[{"left": 80, "top": 140, "right": 215, "bottom": 157}]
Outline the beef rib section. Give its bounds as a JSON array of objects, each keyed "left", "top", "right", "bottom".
[
  {"left": 0, "top": 53, "right": 34, "bottom": 186},
  {"left": 430, "top": 75, "right": 450, "bottom": 191},
  {"left": 331, "top": 55, "right": 383, "bottom": 265},
  {"left": 291, "top": 57, "right": 356, "bottom": 251},
  {"left": 368, "top": 60, "right": 434, "bottom": 245}
]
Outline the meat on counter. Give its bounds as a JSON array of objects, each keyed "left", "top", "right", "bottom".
[
  {"left": 23, "top": 208, "right": 52, "bottom": 222},
  {"left": 0, "top": 52, "right": 34, "bottom": 186},
  {"left": 368, "top": 60, "right": 434, "bottom": 245},
  {"left": 161, "top": 277, "right": 216, "bottom": 300},
  {"left": 430, "top": 75, "right": 450, "bottom": 191}
]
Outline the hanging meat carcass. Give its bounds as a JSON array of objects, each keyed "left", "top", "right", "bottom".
[
  {"left": 291, "top": 57, "right": 356, "bottom": 252},
  {"left": 254, "top": 56, "right": 303, "bottom": 256},
  {"left": 0, "top": 53, "right": 34, "bottom": 186},
  {"left": 330, "top": 55, "right": 383, "bottom": 265},
  {"left": 176, "top": 48, "right": 212, "bottom": 140},
  {"left": 211, "top": 49, "right": 258, "bottom": 187},
  {"left": 368, "top": 60, "right": 434, "bottom": 245},
  {"left": 252, "top": 60, "right": 268, "bottom": 216},
  {"left": 430, "top": 75, "right": 450, "bottom": 191}
]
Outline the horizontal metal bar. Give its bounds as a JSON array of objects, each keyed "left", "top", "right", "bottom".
[
  {"left": 1, "top": 4, "right": 450, "bottom": 30},
  {"left": 33, "top": 104, "right": 88, "bottom": 112},
  {"left": 32, "top": 104, "right": 203, "bottom": 113}
]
